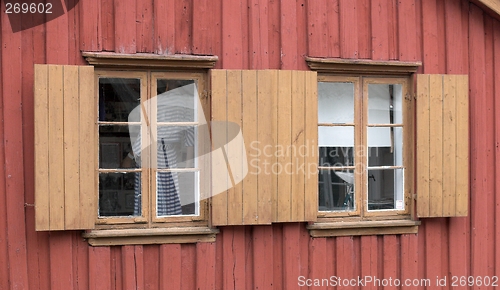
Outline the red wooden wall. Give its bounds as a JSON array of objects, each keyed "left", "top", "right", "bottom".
[{"left": 0, "top": 0, "right": 496, "bottom": 289}]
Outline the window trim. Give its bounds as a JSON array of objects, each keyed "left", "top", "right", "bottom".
[
  {"left": 307, "top": 57, "right": 421, "bottom": 237},
  {"left": 81, "top": 53, "right": 217, "bottom": 245}
]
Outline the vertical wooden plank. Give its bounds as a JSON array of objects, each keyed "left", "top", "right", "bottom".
[
  {"left": 114, "top": 0, "right": 136, "bottom": 53},
  {"left": 416, "top": 74, "right": 430, "bottom": 217},
  {"left": 280, "top": 0, "right": 298, "bottom": 69},
  {"left": 175, "top": 0, "right": 193, "bottom": 54},
  {"left": 296, "top": 0, "right": 309, "bottom": 71},
  {"left": 249, "top": 0, "right": 269, "bottom": 69},
  {"left": 196, "top": 243, "right": 216, "bottom": 290},
  {"left": 494, "top": 18, "right": 500, "bottom": 281},
  {"left": 282, "top": 224, "right": 301, "bottom": 290},
  {"left": 387, "top": 0, "right": 399, "bottom": 60},
  {"left": 79, "top": 66, "right": 96, "bottom": 229},
  {"left": 304, "top": 71, "right": 318, "bottom": 221},
  {"left": 401, "top": 235, "right": 419, "bottom": 288},
  {"left": 136, "top": 0, "right": 154, "bottom": 53},
  {"left": 442, "top": 75, "right": 457, "bottom": 216},
  {"left": 268, "top": 0, "right": 281, "bottom": 68},
  {"left": 143, "top": 246, "right": 159, "bottom": 290},
  {"left": 326, "top": 0, "right": 341, "bottom": 58},
  {"left": 429, "top": 75, "right": 443, "bottom": 216},
  {"left": 89, "top": 247, "right": 111, "bottom": 290},
  {"left": 48, "top": 65, "right": 65, "bottom": 230},
  {"left": 134, "top": 246, "right": 145, "bottom": 290},
  {"left": 336, "top": 237, "right": 355, "bottom": 290},
  {"left": 291, "top": 71, "right": 305, "bottom": 221},
  {"left": 192, "top": 0, "right": 215, "bottom": 55},
  {"left": 360, "top": 236, "right": 378, "bottom": 290},
  {"left": 80, "top": 0, "right": 101, "bottom": 51},
  {"left": 307, "top": 0, "right": 328, "bottom": 57},
  {"left": 256, "top": 70, "right": 275, "bottom": 223},
  {"left": 339, "top": 0, "right": 358, "bottom": 59},
  {"left": 35, "top": 65, "right": 50, "bottom": 230},
  {"left": 398, "top": 0, "right": 418, "bottom": 61},
  {"left": 101, "top": 0, "right": 114, "bottom": 51},
  {"left": 308, "top": 238, "right": 327, "bottom": 290},
  {"left": 222, "top": 228, "right": 246, "bottom": 290},
  {"left": 49, "top": 233, "right": 74, "bottom": 290},
  {"left": 357, "top": 0, "right": 371, "bottom": 59},
  {"left": 253, "top": 226, "right": 273, "bottom": 290},
  {"left": 221, "top": 1, "right": 244, "bottom": 68},
  {"left": 242, "top": 70, "right": 258, "bottom": 224},
  {"left": 154, "top": 0, "right": 175, "bottom": 54},
  {"left": 445, "top": 0, "right": 465, "bottom": 73},
  {"left": 455, "top": 77, "right": 469, "bottom": 215},
  {"left": 226, "top": 70, "right": 243, "bottom": 225},
  {"left": 159, "top": 244, "right": 181, "bottom": 290},
  {"left": 63, "top": 66, "right": 80, "bottom": 229},
  {"left": 382, "top": 235, "right": 398, "bottom": 290},
  {"left": 371, "top": 0, "right": 389, "bottom": 60},
  {"left": 74, "top": 236, "right": 89, "bottom": 290},
  {"left": 276, "top": 70, "right": 292, "bottom": 222},
  {"left": 211, "top": 70, "right": 228, "bottom": 226},
  {"left": 421, "top": 0, "right": 439, "bottom": 73},
  {"left": 121, "top": 246, "right": 137, "bottom": 289}
]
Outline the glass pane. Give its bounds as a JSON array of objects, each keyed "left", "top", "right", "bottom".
[
  {"left": 99, "top": 78, "right": 141, "bottom": 122},
  {"left": 368, "top": 127, "right": 403, "bottom": 166},
  {"left": 367, "top": 169, "right": 404, "bottom": 210},
  {"left": 156, "top": 126, "right": 196, "bottom": 169},
  {"left": 318, "top": 82, "right": 354, "bottom": 124},
  {"left": 99, "top": 125, "right": 140, "bottom": 169},
  {"left": 368, "top": 84, "right": 403, "bottom": 124},
  {"left": 156, "top": 171, "right": 199, "bottom": 216},
  {"left": 99, "top": 172, "right": 140, "bottom": 217},
  {"left": 156, "top": 79, "right": 196, "bottom": 123},
  {"left": 319, "top": 147, "right": 354, "bottom": 168},
  {"left": 318, "top": 126, "right": 354, "bottom": 147},
  {"left": 319, "top": 169, "right": 355, "bottom": 211}
]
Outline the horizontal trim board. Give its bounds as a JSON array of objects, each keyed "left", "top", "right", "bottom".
[
  {"left": 83, "top": 52, "right": 218, "bottom": 69},
  {"left": 306, "top": 56, "right": 421, "bottom": 74}
]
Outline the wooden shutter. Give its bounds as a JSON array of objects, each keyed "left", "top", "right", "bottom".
[
  {"left": 416, "top": 74, "right": 469, "bottom": 217},
  {"left": 35, "top": 65, "right": 96, "bottom": 230},
  {"left": 211, "top": 70, "right": 318, "bottom": 226}
]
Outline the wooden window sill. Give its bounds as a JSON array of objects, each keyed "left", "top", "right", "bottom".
[
  {"left": 307, "top": 220, "right": 421, "bottom": 237},
  {"left": 82, "top": 227, "right": 219, "bottom": 246}
]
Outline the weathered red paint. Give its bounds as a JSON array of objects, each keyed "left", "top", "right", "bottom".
[{"left": 1, "top": 0, "right": 499, "bottom": 289}]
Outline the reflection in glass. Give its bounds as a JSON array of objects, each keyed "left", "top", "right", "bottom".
[
  {"left": 156, "top": 126, "right": 196, "bottom": 169},
  {"left": 367, "top": 169, "right": 404, "bottom": 210},
  {"left": 367, "top": 127, "right": 403, "bottom": 167},
  {"left": 156, "top": 79, "right": 196, "bottom": 123},
  {"left": 368, "top": 84, "right": 402, "bottom": 124},
  {"left": 318, "top": 82, "right": 354, "bottom": 124},
  {"left": 156, "top": 171, "right": 199, "bottom": 216},
  {"left": 319, "top": 169, "right": 355, "bottom": 211},
  {"left": 99, "top": 125, "right": 139, "bottom": 169},
  {"left": 318, "top": 126, "right": 354, "bottom": 148},
  {"left": 319, "top": 147, "right": 354, "bottom": 168},
  {"left": 98, "top": 78, "right": 141, "bottom": 122},
  {"left": 99, "top": 172, "right": 140, "bottom": 217}
]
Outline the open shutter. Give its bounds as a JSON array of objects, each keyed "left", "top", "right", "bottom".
[
  {"left": 211, "top": 70, "right": 318, "bottom": 226},
  {"left": 35, "top": 64, "right": 96, "bottom": 230},
  {"left": 416, "top": 74, "right": 469, "bottom": 217}
]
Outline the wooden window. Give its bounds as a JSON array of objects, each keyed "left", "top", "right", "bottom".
[
  {"left": 34, "top": 54, "right": 219, "bottom": 245},
  {"left": 306, "top": 57, "right": 469, "bottom": 237}
]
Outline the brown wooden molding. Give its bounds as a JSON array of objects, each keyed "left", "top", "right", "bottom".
[
  {"left": 305, "top": 56, "right": 421, "bottom": 75},
  {"left": 83, "top": 227, "right": 219, "bottom": 246},
  {"left": 82, "top": 52, "right": 218, "bottom": 69},
  {"left": 307, "top": 219, "right": 421, "bottom": 237}
]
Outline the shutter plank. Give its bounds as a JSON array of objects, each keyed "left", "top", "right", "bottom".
[
  {"left": 210, "top": 70, "right": 229, "bottom": 226},
  {"left": 416, "top": 75, "right": 431, "bottom": 217},
  {"left": 256, "top": 71, "right": 276, "bottom": 224},
  {"left": 291, "top": 71, "right": 306, "bottom": 221},
  {"left": 79, "top": 66, "right": 97, "bottom": 229},
  {"left": 442, "top": 75, "right": 457, "bottom": 216},
  {"left": 34, "top": 65, "right": 50, "bottom": 231},
  {"left": 48, "top": 65, "right": 65, "bottom": 230},
  {"left": 242, "top": 70, "right": 258, "bottom": 224},
  {"left": 429, "top": 75, "right": 444, "bottom": 217},
  {"left": 226, "top": 70, "right": 243, "bottom": 225},
  {"left": 304, "top": 71, "right": 318, "bottom": 221},
  {"left": 455, "top": 75, "right": 469, "bottom": 216},
  {"left": 276, "top": 70, "right": 292, "bottom": 222},
  {"left": 63, "top": 66, "right": 80, "bottom": 229}
]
